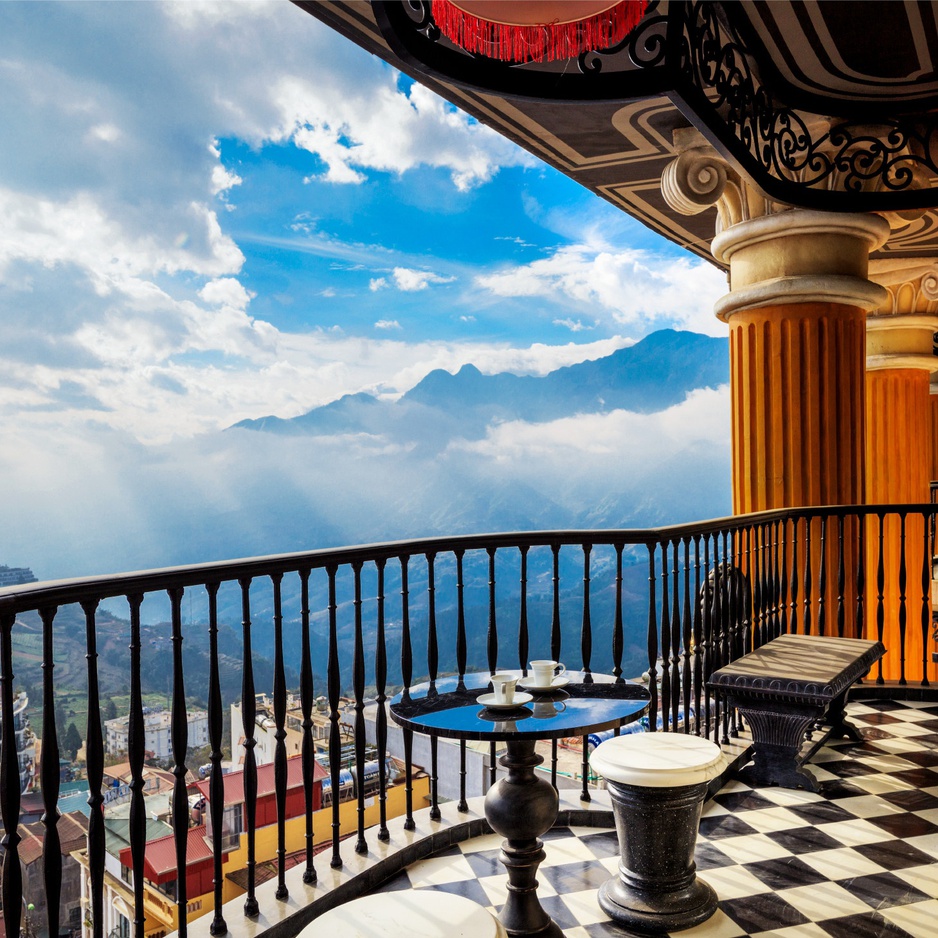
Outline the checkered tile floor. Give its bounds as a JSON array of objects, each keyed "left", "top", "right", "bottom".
[{"left": 373, "top": 700, "right": 938, "bottom": 937}]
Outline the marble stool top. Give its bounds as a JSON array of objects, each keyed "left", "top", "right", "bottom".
[
  {"left": 590, "top": 732, "right": 724, "bottom": 787},
  {"left": 305, "top": 892, "right": 508, "bottom": 938}
]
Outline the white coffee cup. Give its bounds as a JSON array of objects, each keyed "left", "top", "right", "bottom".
[
  {"left": 530, "top": 659, "right": 565, "bottom": 687},
  {"left": 490, "top": 672, "right": 518, "bottom": 705}
]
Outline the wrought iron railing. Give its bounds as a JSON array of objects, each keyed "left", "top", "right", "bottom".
[{"left": 1, "top": 503, "right": 937, "bottom": 938}]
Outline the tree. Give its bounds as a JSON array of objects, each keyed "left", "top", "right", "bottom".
[
  {"left": 104, "top": 698, "right": 118, "bottom": 722},
  {"left": 63, "top": 722, "right": 83, "bottom": 762}
]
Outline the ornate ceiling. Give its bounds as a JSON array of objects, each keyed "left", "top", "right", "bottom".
[{"left": 296, "top": 1, "right": 938, "bottom": 268}]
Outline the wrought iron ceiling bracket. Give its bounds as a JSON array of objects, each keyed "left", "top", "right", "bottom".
[{"left": 372, "top": 0, "right": 938, "bottom": 213}]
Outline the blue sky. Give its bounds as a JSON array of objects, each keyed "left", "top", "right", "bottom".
[{"left": 0, "top": 1, "right": 730, "bottom": 576}]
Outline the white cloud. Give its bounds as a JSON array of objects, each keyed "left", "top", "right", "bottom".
[
  {"left": 374, "top": 319, "right": 401, "bottom": 331},
  {"left": 278, "top": 77, "right": 534, "bottom": 191},
  {"left": 392, "top": 267, "right": 456, "bottom": 291},
  {"left": 199, "top": 277, "right": 254, "bottom": 310},
  {"left": 554, "top": 318, "right": 593, "bottom": 332},
  {"left": 369, "top": 277, "right": 388, "bottom": 291},
  {"left": 89, "top": 123, "right": 121, "bottom": 143},
  {"left": 455, "top": 386, "right": 730, "bottom": 461},
  {"left": 478, "top": 243, "right": 727, "bottom": 335}
]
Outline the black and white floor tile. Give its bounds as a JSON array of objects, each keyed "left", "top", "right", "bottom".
[{"left": 373, "top": 701, "right": 938, "bottom": 937}]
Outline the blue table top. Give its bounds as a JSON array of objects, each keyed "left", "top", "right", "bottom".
[{"left": 389, "top": 671, "right": 649, "bottom": 742}]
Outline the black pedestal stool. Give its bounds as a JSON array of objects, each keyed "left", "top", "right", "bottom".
[{"left": 589, "top": 732, "right": 724, "bottom": 932}]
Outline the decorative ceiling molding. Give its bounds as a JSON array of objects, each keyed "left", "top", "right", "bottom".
[{"left": 369, "top": 0, "right": 938, "bottom": 212}]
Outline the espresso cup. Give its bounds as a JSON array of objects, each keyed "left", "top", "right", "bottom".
[
  {"left": 490, "top": 672, "right": 518, "bottom": 705},
  {"left": 530, "top": 659, "right": 565, "bottom": 687}
]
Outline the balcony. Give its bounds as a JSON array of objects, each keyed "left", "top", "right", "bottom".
[{"left": 1, "top": 503, "right": 936, "bottom": 938}]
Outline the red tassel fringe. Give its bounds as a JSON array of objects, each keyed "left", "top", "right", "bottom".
[{"left": 431, "top": 1, "right": 647, "bottom": 64}]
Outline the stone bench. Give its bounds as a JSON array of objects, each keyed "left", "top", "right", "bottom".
[{"left": 707, "top": 633, "right": 885, "bottom": 790}]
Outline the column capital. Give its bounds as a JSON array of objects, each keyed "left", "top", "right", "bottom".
[
  {"left": 661, "top": 147, "right": 890, "bottom": 321},
  {"left": 867, "top": 258, "right": 938, "bottom": 372}
]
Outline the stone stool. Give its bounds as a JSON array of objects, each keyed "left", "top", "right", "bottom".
[
  {"left": 589, "top": 732, "right": 725, "bottom": 933},
  {"left": 306, "top": 891, "right": 507, "bottom": 938}
]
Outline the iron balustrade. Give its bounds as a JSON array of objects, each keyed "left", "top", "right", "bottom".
[{"left": 0, "top": 503, "right": 936, "bottom": 938}]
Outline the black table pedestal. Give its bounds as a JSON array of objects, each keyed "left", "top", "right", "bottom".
[
  {"left": 599, "top": 779, "right": 716, "bottom": 933},
  {"left": 484, "top": 739, "right": 563, "bottom": 938}
]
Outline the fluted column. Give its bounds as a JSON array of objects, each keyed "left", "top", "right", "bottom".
[
  {"left": 663, "top": 147, "right": 889, "bottom": 640},
  {"left": 713, "top": 211, "right": 889, "bottom": 515},
  {"left": 865, "top": 261, "right": 938, "bottom": 681}
]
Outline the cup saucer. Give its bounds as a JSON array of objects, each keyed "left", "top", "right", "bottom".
[
  {"left": 477, "top": 692, "right": 533, "bottom": 710},
  {"left": 519, "top": 676, "right": 570, "bottom": 692}
]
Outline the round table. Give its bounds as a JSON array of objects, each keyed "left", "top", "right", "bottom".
[{"left": 390, "top": 672, "right": 649, "bottom": 938}]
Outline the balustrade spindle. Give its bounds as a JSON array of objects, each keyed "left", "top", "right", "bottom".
[
  {"left": 403, "top": 728, "right": 415, "bottom": 830},
  {"left": 239, "top": 577, "right": 260, "bottom": 912},
  {"left": 326, "top": 566, "right": 343, "bottom": 867},
  {"left": 487, "top": 547, "right": 498, "bottom": 673},
  {"left": 426, "top": 553, "right": 438, "bottom": 689},
  {"left": 0, "top": 611, "right": 23, "bottom": 938},
  {"left": 751, "top": 525, "right": 762, "bottom": 646},
  {"left": 206, "top": 582, "right": 229, "bottom": 932},
  {"left": 400, "top": 556, "right": 415, "bottom": 831},
  {"left": 779, "top": 521, "right": 789, "bottom": 641},
  {"left": 899, "top": 513, "right": 908, "bottom": 685},
  {"left": 458, "top": 740, "right": 468, "bottom": 812},
  {"left": 855, "top": 514, "right": 865, "bottom": 646},
  {"left": 455, "top": 550, "right": 467, "bottom": 687},
  {"left": 551, "top": 543, "right": 561, "bottom": 662},
  {"left": 271, "top": 574, "right": 290, "bottom": 894},
  {"left": 83, "top": 598, "right": 106, "bottom": 938},
  {"left": 804, "top": 520, "right": 814, "bottom": 635},
  {"left": 581, "top": 544, "right": 593, "bottom": 680},
  {"left": 818, "top": 517, "right": 828, "bottom": 637},
  {"left": 613, "top": 544, "right": 624, "bottom": 681},
  {"left": 837, "top": 515, "right": 846, "bottom": 638},
  {"left": 400, "top": 556, "right": 412, "bottom": 698},
  {"left": 790, "top": 517, "right": 800, "bottom": 636},
  {"left": 550, "top": 739, "right": 558, "bottom": 788},
  {"left": 430, "top": 736, "right": 441, "bottom": 820},
  {"left": 581, "top": 735, "right": 590, "bottom": 801},
  {"left": 490, "top": 741, "right": 497, "bottom": 786},
  {"left": 646, "top": 545, "right": 659, "bottom": 732},
  {"left": 352, "top": 563, "right": 370, "bottom": 850},
  {"left": 660, "top": 541, "right": 671, "bottom": 732},
  {"left": 876, "top": 513, "right": 886, "bottom": 684},
  {"left": 168, "top": 588, "right": 189, "bottom": 936},
  {"left": 773, "top": 520, "right": 782, "bottom": 639},
  {"left": 298, "top": 569, "right": 318, "bottom": 879},
  {"left": 126, "top": 593, "right": 146, "bottom": 938},
  {"left": 375, "top": 560, "right": 391, "bottom": 839},
  {"left": 40, "top": 606, "right": 62, "bottom": 938},
  {"left": 518, "top": 546, "right": 529, "bottom": 674}
]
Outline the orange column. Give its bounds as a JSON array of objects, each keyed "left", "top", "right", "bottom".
[
  {"left": 711, "top": 209, "right": 889, "bottom": 640},
  {"left": 729, "top": 303, "right": 866, "bottom": 514},
  {"left": 932, "top": 389, "right": 938, "bottom": 483},
  {"left": 865, "top": 260, "right": 938, "bottom": 682},
  {"left": 865, "top": 370, "right": 932, "bottom": 680}
]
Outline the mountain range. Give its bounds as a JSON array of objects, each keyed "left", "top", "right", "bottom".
[{"left": 234, "top": 329, "right": 729, "bottom": 450}]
